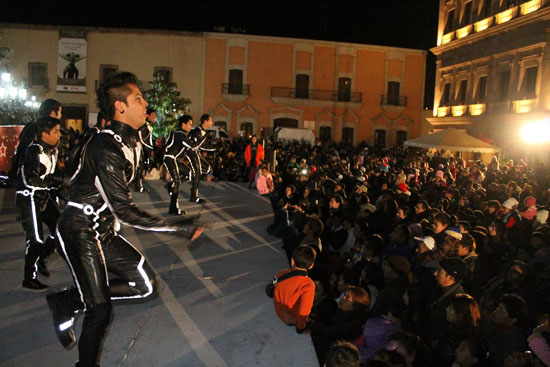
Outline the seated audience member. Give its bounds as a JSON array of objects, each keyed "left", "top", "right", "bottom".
[
  {"left": 256, "top": 165, "right": 274, "bottom": 197},
  {"left": 310, "top": 286, "right": 370, "bottom": 366},
  {"left": 273, "top": 245, "right": 316, "bottom": 333},
  {"left": 452, "top": 338, "right": 488, "bottom": 367},
  {"left": 324, "top": 340, "right": 361, "bottom": 367},
  {"left": 484, "top": 293, "right": 528, "bottom": 366}
]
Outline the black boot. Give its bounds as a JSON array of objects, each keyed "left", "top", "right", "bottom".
[
  {"left": 22, "top": 278, "right": 49, "bottom": 292},
  {"left": 168, "top": 192, "right": 186, "bottom": 215},
  {"left": 164, "top": 182, "right": 172, "bottom": 195},
  {"left": 37, "top": 258, "right": 51, "bottom": 277},
  {"left": 47, "top": 288, "right": 81, "bottom": 349}
]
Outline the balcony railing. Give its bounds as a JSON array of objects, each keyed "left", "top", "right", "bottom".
[
  {"left": 495, "top": 6, "right": 518, "bottom": 24},
  {"left": 474, "top": 16, "right": 494, "bottom": 32},
  {"left": 380, "top": 95, "right": 407, "bottom": 107},
  {"left": 222, "top": 83, "right": 249, "bottom": 95},
  {"left": 456, "top": 25, "right": 473, "bottom": 39},
  {"left": 271, "top": 87, "right": 362, "bottom": 103}
]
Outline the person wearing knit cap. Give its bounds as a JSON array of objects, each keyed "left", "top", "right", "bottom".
[{"left": 520, "top": 196, "right": 537, "bottom": 221}]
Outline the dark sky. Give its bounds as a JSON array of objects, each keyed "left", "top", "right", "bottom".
[{"left": 1, "top": 0, "right": 438, "bottom": 107}]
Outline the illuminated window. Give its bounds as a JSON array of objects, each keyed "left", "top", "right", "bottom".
[{"left": 338, "top": 77, "right": 352, "bottom": 102}]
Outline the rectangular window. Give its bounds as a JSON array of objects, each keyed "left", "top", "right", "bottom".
[
  {"left": 445, "top": 9, "right": 455, "bottom": 33},
  {"left": 524, "top": 66, "right": 538, "bottom": 99},
  {"left": 295, "top": 74, "right": 309, "bottom": 98},
  {"left": 319, "top": 126, "right": 331, "bottom": 142},
  {"left": 100, "top": 64, "right": 118, "bottom": 82},
  {"left": 240, "top": 122, "right": 253, "bottom": 137},
  {"left": 228, "top": 69, "right": 243, "bottom": 94},
  {"left": 154, "top": 67, "right": 172, "bottom": 83},
  {"left": 463, "top": 1, "right": 472, "bottom": 25},
  {"left": 441, "top": 82, "right": 452, "bottom": 106},
  {"left": 498, "top": 70, "right": 511, "bottom": 101},
  {"left": 482, "top": 0, "right": 492, "bottom": 17},
  {"left": 458, "top": 79, "right": 468, "bottom": 104},
  {"left": 375, "top": 129, "right": 386, "bottom": 150},
  {"left": 396, "top": 131, "right": 407, "bottom": 147},
  {"left": 342, "top": 127, "right": 354, "bottom": 145},
  {"left": 338, "top": 77, "right": 351, "bottom": 102},
  {"left": 28, "top": 62, "right": 47, "bottom": 87},
  {"left": 387, "top": 81, "right": 400, "bottom": 105},
  {"left": 477, "top": 76, "right": 488, "bottom": 103}
]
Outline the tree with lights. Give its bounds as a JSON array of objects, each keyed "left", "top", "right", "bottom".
[{"left": 143, "top": 74, "right": 192, "bottom": 137}]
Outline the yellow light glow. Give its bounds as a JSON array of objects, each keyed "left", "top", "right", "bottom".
[
  {"left": 452, "top": 106, "right": 466, "bottom": 116},
  {"left": 522, "top": 121, "right": 550, "bottom": 143},
  {"left": 475, "top": 17, "right": 493, "bottom": 32},
  {"left": 470, "top": 104, "right": 485, "bottom": 116},
  {"left": 514, "top": 100, "right": 534, "bottom": 113},
  {"left": 496, "top": 8, "right": 517, "bottom": 24},
  {"left": 521, "top": 0, "right": 541, "bottom": 15},
  {"left": 457, "top": 25, "right": 472, "bottom": 39},
  {"left": 437, "top": 107, "right": 449, "bottom": 117},
  {"left": 441, "top": 32, "right": 454, "bottom": 44}
]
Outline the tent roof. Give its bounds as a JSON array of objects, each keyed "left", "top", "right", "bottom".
[{"left": 404, "top": 128, "right": 501, "bottom": 153}]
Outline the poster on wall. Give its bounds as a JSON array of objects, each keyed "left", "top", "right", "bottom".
[
  {"left": 0, "top": 126, "right": 24, "bottom": 174},
  {"left": 57, "top": 29, "right": 87, "bottom": 93}
]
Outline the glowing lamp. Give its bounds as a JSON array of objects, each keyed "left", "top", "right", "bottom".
[{"left": 521, "top": 121, "right": 550, "bottom": 143}]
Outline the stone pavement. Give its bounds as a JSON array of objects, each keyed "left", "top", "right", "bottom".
[{"left": 0, "top": 179, "right": 318, "bottom": 367}]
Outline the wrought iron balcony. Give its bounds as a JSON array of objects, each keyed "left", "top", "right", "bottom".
[
  {"left": 380, "top": 95, "right": 407, "bottom": 107},
  {"left": 222, "top": 83, "right": 249, "bottom": 95},
  {"left": 271, "top": 87, "right": 362, "bottom": 103}
]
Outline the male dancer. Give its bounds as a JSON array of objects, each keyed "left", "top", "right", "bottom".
[
  {"left": 163, "top": 114, "right": 204, "bottom": 214},
  {"left": 187, "top": 114, "right": 214, "bottom": 203},
  {"left": 133, "top": 108, "right": 155, "bottom": 192},
  {"left": 16, "top": 116, "right": 62, "bottom": 290},
  {"left": 46, "top": 72, "right": 203, "bottom": 367}
]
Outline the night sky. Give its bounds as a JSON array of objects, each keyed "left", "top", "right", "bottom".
[{"left": 0, "top": 0, "right": 438, "bottom": 107}]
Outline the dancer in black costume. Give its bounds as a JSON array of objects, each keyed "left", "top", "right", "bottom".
[
  {"left": 163, "top": 114, "right": 204, "bottom": 214},
  {"left": 187, "top": 114, "right": 214, "bottom": 203},
  {"left": 46, "top": 72, "right": 204, "bottom": 367}
]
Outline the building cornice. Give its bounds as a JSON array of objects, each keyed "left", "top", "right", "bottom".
[{"left": 431, "top": 7, "right": 550, "bottom": 56}]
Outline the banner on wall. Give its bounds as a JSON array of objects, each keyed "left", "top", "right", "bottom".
[
  {"left": 57, "top": 29, "right": 87, "bottom": 93},
  {"left": 0, "top": 125, "right": 24, "bottom": 174}
]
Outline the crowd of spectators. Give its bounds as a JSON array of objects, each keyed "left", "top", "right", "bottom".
[
  {"left": 257, "top": 139, "right": 550, "bottom": 367},
  {"left": 53, "top": 127, "right": 550, "bottom": 367}
]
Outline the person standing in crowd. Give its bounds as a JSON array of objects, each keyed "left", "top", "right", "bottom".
[
  {"left": 15, "top": 116, "right": 62, "bottom": 291},
  {"left": 187, "top": 114, "right": 214, "bottom": 203},
  {"left": 10, "top": 99, "right": 62, "bottom": 180},
  {"left": 163, "top": 115, "right": 203, "bottom": 215},
  {"left": 245, "top": 134, "right": 264, "bottom": 189},
  {"left": 46, "top": 72, "right": 204, "bottom": 367},
  {"left": 66, "top": 112, "right": 107, "bottom": 179},
  {"left": 133, "top": 108, "right": 155, "bottom": 193}
]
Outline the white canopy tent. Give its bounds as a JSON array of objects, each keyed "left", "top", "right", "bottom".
[{"left": 404, "top": 128, "right": 501, "bottom": 153}]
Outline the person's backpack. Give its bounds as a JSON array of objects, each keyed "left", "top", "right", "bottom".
[{"left": 265, "top": 270, "right": 307, "bottom": 298}]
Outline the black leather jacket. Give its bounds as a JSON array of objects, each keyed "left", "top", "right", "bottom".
[
  {"left": 164, "top": 128, "right": 205, "bottom": 159},
  {"left": 138, "top": 121, "right": 154, "bottom": 151},
  {"left": 69, "top": 120, "right": 179, "bottom": 231},
  {"left": 188, "top": 126, "right": 215, "bottom": 152},
  {"left": 16, "top": 140, "right": 60, "bottom": 210}
]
